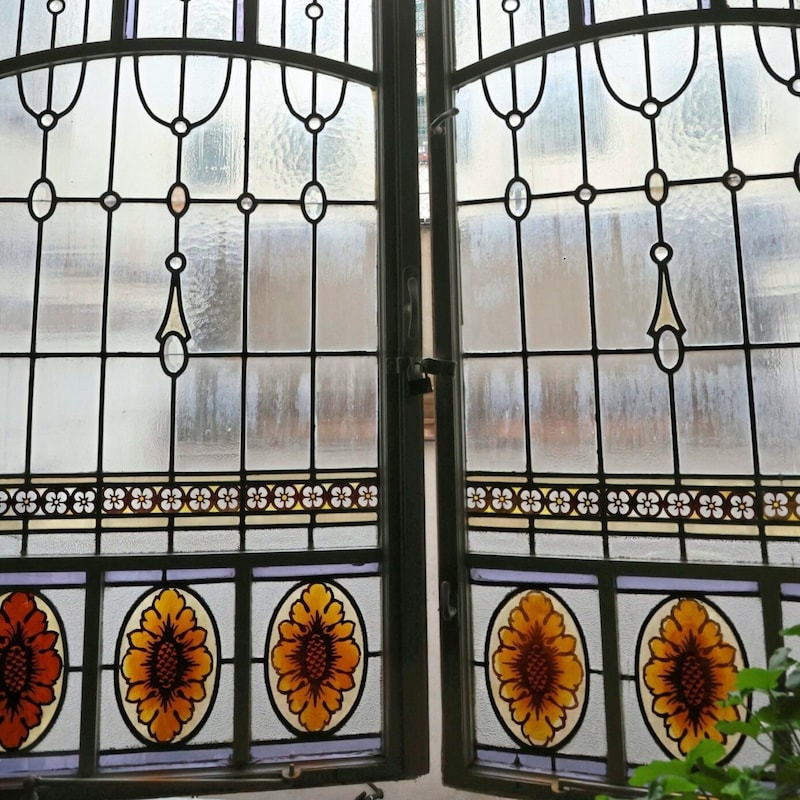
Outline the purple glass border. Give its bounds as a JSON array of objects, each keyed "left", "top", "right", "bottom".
[
  {"left": 250, "top": 735, "right": 382, "bottom": 763},
  {"left": 617, "top": 576, "right": 759, "bottom": 593},
  {"left": 124, "top": 0, "right": 135, "bottom": 39},
  {"left": 0, "top": 753, "right": 79, "bottom": 776},
  {"left": 781, "top": 583, "right": 800, "bottom": 598},
  {"left": 252, "top": 562, "right": 380, "bottom": 579},
  {"left": 470, "top": 568, "right": 598, "bottom": 587},
  {"left": 0, "top": 571, "right": 86, "bottom": 586},
  {"left": 99, "top": 747, "right": 231, "bottom": 770}
]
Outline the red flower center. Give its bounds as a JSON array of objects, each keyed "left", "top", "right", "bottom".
[
  {"left": 2, "top": 642, "right": 30, "bottom": 695},
  {"left": 154, "top": 640, "right": 180, "bottom": 691},
  {"left": 519, "top": 634, "right": 555, "bottom": 698},
  {"left": 304, "top": 632, "right": 330, "bottom": 681},
  {"left": 677, "top": 652, "right": 711, "bottom": 711}
]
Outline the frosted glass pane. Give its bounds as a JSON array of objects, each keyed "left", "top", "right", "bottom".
[
  {"left": 0, "top": 0, "right": 19, "bottom": 60},
  {"left": 87, "top": 1, "right": 114, "bottom": 44},
  {"left": 581, "top": 42, "right": 653, "bottom": 189},
  {"left": 599, "top": 354, "right": 674, "bottom": 474},
  {"left": 647, "top": 27, "right": 698, "bottom": 103},
  {"left": 37, "top": 204, "right": 106, "bottom": 352},
  {"left": 53, "top": 0, "right": 89, "bottom": 49},
  {"left": 0, "top": 359, "right": 29, "bottom": 473},
  {"left": 19, "top": 0, "right": 51, "bottom": 54},
  {"left": 453, "top": 0, "right": 478, "bottom": 68},
  {"left": 50, "top": 64, "right": 86, "bottom": 117},
  {"left": 591, "top": 192, "right": 658, "bottom": 349},
  {"left": 0, "top": 204, "right": 37, "bottom": 352},
  {"left": 46, "top": 61, "right": 115, "bottom": 197},
  {"left": 738, "top": 179, "right": 800, "bottom": 344},
  {"left": 593, "top": 0, "right": 643, "bottom": 22},
  {"left": 662, "top": 184, "right": 743, "bottom": 347},
  {"left": 473, "top": 0, "right": 543, "bottom": 62},
  {"left": 464, "top": 357, "right": 526, "bottom": 472},
  {"left": 529, "top": 356, "right": 598, "bottom": 473},
  {"left": 135, "top": 0, "right": 184, "bottom": 37},
  {"left": 522, "top": 196, "right": 591, "bottom": 351},
  {"left": 180, "top": 204, "right": 244, "bottom": 352},
  {"left": 246, "top": 357, "right": 310, "bottom": 470},
  {"left": 0, "top": 78, "right": 42, "bottom": 197},
  {"left": 316, "top": 206, "right": 377, "bottom": 351},
  {"left": 751, "top": 348, "right": 800, "bottom": 475},
  {"left": 674, "top": 351, "right": 754, "bottom": 475},
  {"left": 248, "top": 205, "right": 311, "bottom": 352},
  {"left": 107, "top": 204, "right": 173, "bottom": 352},
  {"left": 103, "top": 358, "right": 171, "bottom": 472},
  {"left": 315, "top": 357, "right": 377, "bottom": 469},
  {"left": 187, "top": 0, "right": 235, "bottom": 39},
  {"left": 459, "top": 205, "right": 522, "bottom": 354},
  {"left": 176, "top": 358, "right": 241, "bottom": 471},
  {"left": 31, "top": 357, "right": 100, "bottom": 473}
]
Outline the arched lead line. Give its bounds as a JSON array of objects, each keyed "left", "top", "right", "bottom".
[
  {"left": 187, "top": 56, "right": 234, "bottom": 128},
  {"left": 753, "top": 24, "right": 799, "bottom": 89}
]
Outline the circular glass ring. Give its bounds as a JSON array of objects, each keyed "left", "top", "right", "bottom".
[
  {"left": 641, "top": 99, "right": 660, "bottom": 118},
  {"left": 650, "top": 242, "right": 673, "bottom": 263},
  {"left": 171, "top": 117, "right": 190, "bottom": 136},
  {"left": 502, "top": 0, "right": 520, "bottom": 12},
  {"left": 47, "top": 0, "right": 65, "bottom": 13},
  {"left": 576, "top": 184, "right": 595, "bottom": 205},
  {"left": 724, "top": 169, "right": 744, "bottom": 190},
  {"left": 506, "top": 111, "right": 523, "bottom": 130},
  {"left": 305, "top": 114, "right": 325, "bottom": 133},
  {"left": 166, "top": 253, "right": 186, "bottom": 273},
  {"left": 237, "top": 194, "right": 256, "bottom": 213},
  {"left": 38, "top": 111, "right": 56, "bottom": 130},
  {"left": 306, "top": 2, "right": 323, "bottom": 19},
  {"left": 790, "top": 77, "right": 800, "bottom": 96},
  {"left": 101, "top": 192, "right": 120, "bottom": 210}
]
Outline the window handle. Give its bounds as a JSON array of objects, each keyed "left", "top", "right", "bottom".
[{"left": 440, "top": 580, "right": 458, "bottom": 622}]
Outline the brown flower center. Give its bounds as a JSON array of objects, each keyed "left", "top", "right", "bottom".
[
  {"left": 2, "top": 643, "right": 30, "bottom": 694},
  {"left": 154, "top": 640, "right": 180, "bottom": 690},
  {"left": 678, "top": 653, "right": 710, "bottom": 710},
  {"left": 304, "top": 633, "right": 330, "bottom": 681},
  {"left": 522, "top": 644, "right": 553, "bottom": 696}
]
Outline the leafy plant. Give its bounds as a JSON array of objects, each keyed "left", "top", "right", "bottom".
[{"left": 601, "top": 625, "right": 800, "bottom": 800}]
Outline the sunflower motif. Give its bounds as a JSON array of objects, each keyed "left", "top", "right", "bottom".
[
  {"left": 0, "top": 592, "right": 65, "bottom": 751},
  {"left": 638, "top": 597, "right": 745, "bottom": 758},
  {"left": 268, "top": 582, "right": 364, "bottom": 734},
  {"left": 118, "top": 587, "right": 217, "bottom": 745},
  {"left": 487, "top": 590, "right": 587, "bottom": 748}
]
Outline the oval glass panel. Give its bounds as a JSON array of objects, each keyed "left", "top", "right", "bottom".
[
  {"left": 656, "top": 328, "right": 682, "bottom": 372},
  {"left": 300, "top": 181, "right": 327, "bottom": 223},
  {"left": 646, "top": 168, "right": 668, "bottom": 205},
  {"left": 636, "top": 596, "right": 747, "bottom": 760},
  {"left": 266, "top": 581, "right": 367, "bottom": 735},
  {"left": 485, "top": 589, "right": 588, "bottom": 749},
  {"left": 168, "top": 182, "right": 190, "bottom": 217},
  {"left": 161, "top": 333, "right": 188, "bottom": 375},
  {"left": 504, "top": 177, "right": 531, "bottom": 220},
  {"left": 0, "top": 591, "right": 66, "bottom": 752},
  {"left": 29, "top": 178, "right": 55, "bottom": 221},
  {"left": 116, "top": 586, "right": 220, "bottom": 745}
]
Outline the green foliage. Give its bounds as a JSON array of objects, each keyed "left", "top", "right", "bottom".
[{"left": 599, "top": 627, "right": 800, "bottom": 800}]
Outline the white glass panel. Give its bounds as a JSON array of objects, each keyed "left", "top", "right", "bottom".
[
  {"left": 315, "top": 356, "right": 378, "bottom": 469},
  {"left": 599, "top": 354, "right": 674, "bottom": 474},
  {"left": 0, "top": 78, "right": 41, "bottom": 197},
  {"left": 453, "top": 0, "right": 479, "bottom": 68},
  {"left": 316, "top": 206, "right": 377, "bottom": 351},
  {"left": 31, "top": 357, "right": 101, "bottom": 473},
  {"left": 246, "top": 357, "right": 311, "bottom": 470},
  {"left": 135, "top": 0, "right": 184, "bottom": 37},
  {"left": 459, "top": 205, "right": 522, "bottom": 354},
  {"left": 476, "top": 0, "right": 543, "bottom": 61},
  {"left": 53, "top": 0, "right": 89, "bottom": 49},
  {"left": 0, "top": 204, "right": 37, "bottom": 352},
  {"left": 0, "top": 359, "right": 29, "bottom": 473},
  {"left": 529, "top": 355, "right": 598, "bottom": 473},
  {"left": 50, "top": 63, "right": 85, "bottom": 116},
  {"left": 463, "top": 357, "right": 526, "bottom": 472},
  {"left": 187, "top": 0, "right": 235, "bottom": 39},
  {"left": 103, "top": 357, "right": 171, "bottom": 472},
  {"left": 674, "top": 350, "right": 754, "bottom": 474},
  {"left": 87, "top": 1, "right": 114, "bottom": 44},
  {"left": 592, "top": 0, "right": 643, "bottom": 22},
  {"left": 0, "top": 0, "right": 19, "bottom": 60},
  {"left": 19, "top": 0, "right": 52, "bottom": 54}
]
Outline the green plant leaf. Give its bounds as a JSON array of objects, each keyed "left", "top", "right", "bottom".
[
  {"left": 717, "top": 718, "right": 762, "bottom": 738},
  {"left": 779, "top": 623, "right": 800, "bottom": 638},
  {"left": 630, "top": 760, "right": 688, "bottom": 786},
  {"left": 685, "top": 738, "right": 727, "bottom": 769},
  {"left": 660, "top": 775, "right": 705, "bottom": 795},
  {"left": 720, "top": 775, "right": 778, "bottom": 800},
  {"left": 769, "top": 648, "right": 792, "bottom": 672},
  {"left": 736, "top": 667, "right": 782, "bottom": 693},
  {"left": 784, "top": 664, "right": 800, "bottom": 690}
]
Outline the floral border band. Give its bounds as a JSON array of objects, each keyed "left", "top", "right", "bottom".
[
  {"left": 466, "top": 484, "right": 800, "bottom": 524},
  {"left": 0, "top": 480, "right": 379, "bottom": 519}
]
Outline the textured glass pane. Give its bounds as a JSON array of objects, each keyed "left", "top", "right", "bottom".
[
  {"left": 464, "top": 357, "right": 526, "bottom": 472},
  {"left": 316, "top": 206, "right": 377, "bottom": 351},
  {"left": 248, "top": 205, "right": 311, "bottom": 352},
  {"left": 591, "top": 192, "right": 658, "bottom": 350},
  {"left": 592, "top": 0, "right": 644, "bottom": 22},
  {"left": 599, "top": 354, "right": 674, "bottom": 474},
  {"left": 0, "top": 204, "right": 37, "bottom": 352},
  {"left": 474, "top": 0, "right": 543, "bottom": 63},
  {"left": 315, "top": 357, "right": 378, "bottom": 469},
  {"left": 522, "top": 196, "right": 591, "bottom": 351},
  {"left": 50, "top": 63, "right": 84, "bottom": 116},
  {"left": 529, "top": 356, "right": 598, "bottom": 473},
  {"left": 751, "top": 348, "right": 800, "bottom": 475},
  {"left": 0, "top": 359, "right": 29, "bottom": 473},
  {"left": 246, "top": 357, "right": 311, "bottom": 470},
  {"left": 453, "top": 0, "right": 479, "bottom": 68},
  {"left": 674, "top": 350, "right": 754, "bottom": 474},
  {"left": 181, "top": 204, "right": 244, "bottom": 352},
  {"left": 37, "top": 204, "right": 106, "bottom": 352},
  {"left": 87, "top": 1, "right": 114, "bottom": 44},
  {"left": 103, "top": 358, "right": 171, "bottom": 472},
  {"left": 135, "top": 0, "right": 184, "bottom": 37},
  {"left": 176, "top": 358, "right": 242, "bottom": 471},
  {"left": 20, "top": 0, "right": 52, "bottom": 54},
  {"left": 662, "top": 184, "right": 743, "bottom": 347},
  {"left": 107, "top": 204, "right": 173, "bottom": 352},
  {"left": 648, "top": 27, "right": 698, "bottom": 103},
  {"left": 186, "top": 0, "right": 235, "bottom": 39},
  {"left": 0, "top": 0, "right": 19, "bottom": 60},
  {"left": 31, "top": 358, "right": 100, "bottom": 473},
  {"left": 459, "top": 205, "right": 522, "bottom": 354},
  {"left": 738, "top": 179, "right": 800, "bottom": 344},
  {"left": 53, "top": 0, "right": 89, "bottom": 48},
  {"left": 0, "top": 78, "right": 41, "bottom": 197}
]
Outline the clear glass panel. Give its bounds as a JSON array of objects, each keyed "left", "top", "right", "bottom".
[
  {"left": 529, "top": 355, "right": 598, "bottom": 473},
  {"left": 245, "top": 357, "right": 311, "bottom": 470},
  {"left": 31, "top": 357, "right": 101, "bottom": 473},
  {"left": 0, "top": 359, "right": 29, "bottom": 473},
  {"left": 0, "top": 204, "right": 37, "bottom": 352},
  {"left": 315, "top": 357, "right": 378, "bottom": 469}
]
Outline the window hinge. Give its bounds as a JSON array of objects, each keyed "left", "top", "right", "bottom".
[{"left": 439, "top": 580, "right": 458, "bottom": 622}]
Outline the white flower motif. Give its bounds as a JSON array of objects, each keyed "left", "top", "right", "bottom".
[
  {"left": 130, "top": 487, "right": 154, "bottom": 511},
  {"left": 547, "top": 489, "right": 572, "bottom": 514},
  {"left": 519, "top": 488, "right": 543, "bottom": 514},
  {"left": 466, "top": 486, "right": 487, "bottom": 510},
  {"left": 576, "top": 490, "right": 599, "bottom": 515},
  {"left": 301, "top": 485, "right": 324, "bottom": 509},
  {"left": 357, "top": 485, "right": 378, "bottom": 509},
  {"left": 273, "top": 485, "right": 297, "bottom": 510},
  {"left": 729, "top": 492, "right": 755, "bottom": 521},
  {"left": 698, "top": 493, "right": 724, "bottom": 520},
  {"left": 246, "top": 486, "right": 269, "bottom": 510},
  {"left": 636, "top": 490, "right": 661, "bottom": 517},
  {"left": 188, "top": 486, "right": 212, "bottom": 511},
  {"left": 607, "top": 490, "right": 630, "bottom": 515},
  {"left": 73, "top": 490, "right": 95, "bottom": 514},
  {"left": 330, "top": 485, "right": 353, "bottom": 508},
  {"left": 666, "top": 491, "right": 692, "bottom": 518},
  {"left": 103, "top": 487, "right": 126, "bottom": 512},
  {"left": 0, "top": 489, "right": 8, "bottom": 515},
  {"left": 216, "top": 486, "right": 239, "bottom": 511},
  {"left": 491, "top": 487, "right": 514, "bottom": 511},
  {"left": 14, "top": 490, "right": 39, "bottom": 515},
  {"left": 764, "top": 491, "right": 789, "bottom": 519},
  {"left": 45, "top": 490, "right": 69, "bottom": 514},
  {"left": 159, "top": 487, "right": 183, "bottom": 512}
]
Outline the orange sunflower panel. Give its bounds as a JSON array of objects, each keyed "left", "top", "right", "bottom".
[{"left": 636, "top": 596, "right": 747, "bottom": 759}]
